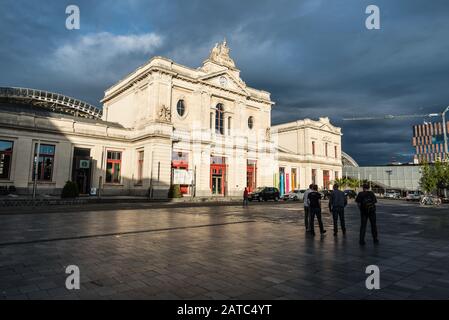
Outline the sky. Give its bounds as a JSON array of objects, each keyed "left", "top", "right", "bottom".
[{"left": 1, "top": 0, "right": 449, "bottom": 165}]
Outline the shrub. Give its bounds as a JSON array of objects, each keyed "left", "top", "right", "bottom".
[
  {"left": 168, "top": 184, "right": 182, "bottom": 198},
  {"left": 61, "top": 181, "right": 79, "bottom": 198}
]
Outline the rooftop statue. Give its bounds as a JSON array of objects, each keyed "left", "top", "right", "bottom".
[{"left": 208, "top": 39, "right": 236, "bottom": 68}]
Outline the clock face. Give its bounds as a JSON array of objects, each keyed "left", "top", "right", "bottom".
[{"left": 219, "top": 76, "right": 227, "bottom": 87}]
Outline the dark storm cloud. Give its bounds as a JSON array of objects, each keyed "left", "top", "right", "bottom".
[{"left": 1, "top": 0, "right": 448, "bottom": 165}]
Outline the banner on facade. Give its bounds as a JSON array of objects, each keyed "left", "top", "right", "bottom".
[{"left": 172, "top": 169, "right": 193, "bottom": 185}]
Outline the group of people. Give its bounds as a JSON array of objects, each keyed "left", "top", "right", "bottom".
[
  {"left": 242, "top": 183, "right": 379, "bottom": 245},
  {"left": 304, "top": 183, "right": 379, "bottom": 245}
]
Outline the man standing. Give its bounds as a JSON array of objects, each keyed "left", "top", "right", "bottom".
[
  {"left": 355, "top": 183, "right": 379, "bottom": 245},
  {"left": 308, "top": 184, "right": 326, "bottom": 236},
  {"left": 329, "top": 184, "right": 347, "bottom": 236},
  {"left": 303, "top": 184, "right": 313, "bottom": 232},
  {"left": 243, "top": 187, "right": 249, "bottom": 208}
]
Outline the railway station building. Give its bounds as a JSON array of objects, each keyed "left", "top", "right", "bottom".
[{"left": 0, "top": 41, "right": 342, "bottom": 198}]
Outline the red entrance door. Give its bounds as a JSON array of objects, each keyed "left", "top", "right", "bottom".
[
  {"left": 323, "top": 170, "right": 330, "bottom": 189},
  {"left": 210, "top": 164, "right": 226, "bottom": 195},
  {"left": 246, "top": 163, "right": 257, "bottom": 192}
]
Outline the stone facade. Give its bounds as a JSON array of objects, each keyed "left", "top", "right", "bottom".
[{"left": 0, "top": 41, "right": 342, "bottom": 198}]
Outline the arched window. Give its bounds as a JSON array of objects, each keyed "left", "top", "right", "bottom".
[
  {"left": 215, "top": 103, "right": 224, "bottom": 135},
  {"left": 248, "top": 116, "right": 254, "bottom": 129},
  {"left": 176, "top": 99, "right": 185, "bottom": 117}
]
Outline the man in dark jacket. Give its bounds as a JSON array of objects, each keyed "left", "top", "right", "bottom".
[
  {"left": 329, "top": 184, "right": 347, "bottom": 236},
  {"left": 308, "top": 184, "right": 326, "bottom": 236},
  {"left": 303, "top": 184, "right": 313, "bottom": 232},
  {"left": 355, "top": 184, "right": 379, "bottom": 245}
]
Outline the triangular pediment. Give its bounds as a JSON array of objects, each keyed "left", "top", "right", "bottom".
[
  {"left": 319, "top": 123, "right": 341, "bottom": 135},
  {"left": 313, "top": 117, "right": 338, "bottom": 134},
  {"left": 199, "top": 70, "right": 249, "bottom": 95},
  {"left": 320, "top": 124, "right": 332, "bottom": 131}
]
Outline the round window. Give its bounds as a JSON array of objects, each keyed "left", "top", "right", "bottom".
[
  {"left": 248, "top": 116, "right": 254, "bottom": 129},
  {"left": 177, "top": 100, "right": 186, "bottom": 117}
]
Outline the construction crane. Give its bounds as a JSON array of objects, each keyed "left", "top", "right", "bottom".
[
  {"left": 343, "top": 113, "right": 440, "bottom": 121},
  {"left": 342, "top": 109, "right": 448, "bottom": 157}
]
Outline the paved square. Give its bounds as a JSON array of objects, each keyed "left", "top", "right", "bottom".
[{"left": 1, "top": 200, "right": 448, "bottom": 300}]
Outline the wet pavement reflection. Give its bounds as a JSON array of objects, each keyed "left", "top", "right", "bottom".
[{"left": 0, "top": 199, "right": 448, "bottom": 299}]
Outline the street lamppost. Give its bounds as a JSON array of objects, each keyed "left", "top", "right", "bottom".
[{"left": 386, "top": 169, "right": 392, "bottom": 192}]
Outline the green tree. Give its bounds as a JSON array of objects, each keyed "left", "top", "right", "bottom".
[
  {"left": 434, "top": 160, "right": 449, "bottom": 194},
  {"left": 333, "top": 177, "right": 360, "bottom": 190},
  {"left": 419, "top": 156, "right": 449, "bottom": 196},
  {"left": 349, "top": 177, "right": 361, "bottom": 189}
]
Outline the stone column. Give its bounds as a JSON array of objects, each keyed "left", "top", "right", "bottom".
[
  {"left": 149, "top": 139, "right": 172, "bottom": 199},
  {"left": 12, "top": 137, "right": 33, "bottom": 192},
  {"left": 195, "top": 146, "right": 212, "bottom": 197}
]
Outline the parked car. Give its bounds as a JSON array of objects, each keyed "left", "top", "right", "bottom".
[
  {"left": 385, "top": 190, "right": 401, "bottom": 199},
  {"left": 282, "top": 189, "right": 306, "bottom": 201},
  {"left": 249, "top": 187, "right": 280, "bottom": 202},
  {"left": 406, "top": 190, "right": 422, "bottom": 201},
  {"left": 344, "top": 190, "right": 357, "bottom": 199}
]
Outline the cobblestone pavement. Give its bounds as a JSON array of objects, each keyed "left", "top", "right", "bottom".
[{"left": 0, "top": 200, "right": 448, "bottom": 300}]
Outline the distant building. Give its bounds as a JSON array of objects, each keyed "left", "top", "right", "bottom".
[
  {"left": 272, "top": 117, "right": 342, "bottom": 194},
  {"left": 412, "top": 121, "right": 448, "bottom": 163},
  {"left": 343, "top": 164, "right": 422, "bottom": 191},
  {"left": 341, "top": 150, "right": 421, "bottom": 191}
]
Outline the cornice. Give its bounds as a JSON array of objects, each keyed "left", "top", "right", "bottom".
[
  {"left": 273, "top": 122, "right": 341, "bottom": 135},
  {"left": 102, "top": 62, "right": 274, "bottom": 106}
]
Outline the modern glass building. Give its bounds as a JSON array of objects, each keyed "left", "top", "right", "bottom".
[
  {"left": 343, "top": 165, "right": 422, "bottom": 191},
  {"left": 412, "top": 121, "right": 449, "bottom": 163}
]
